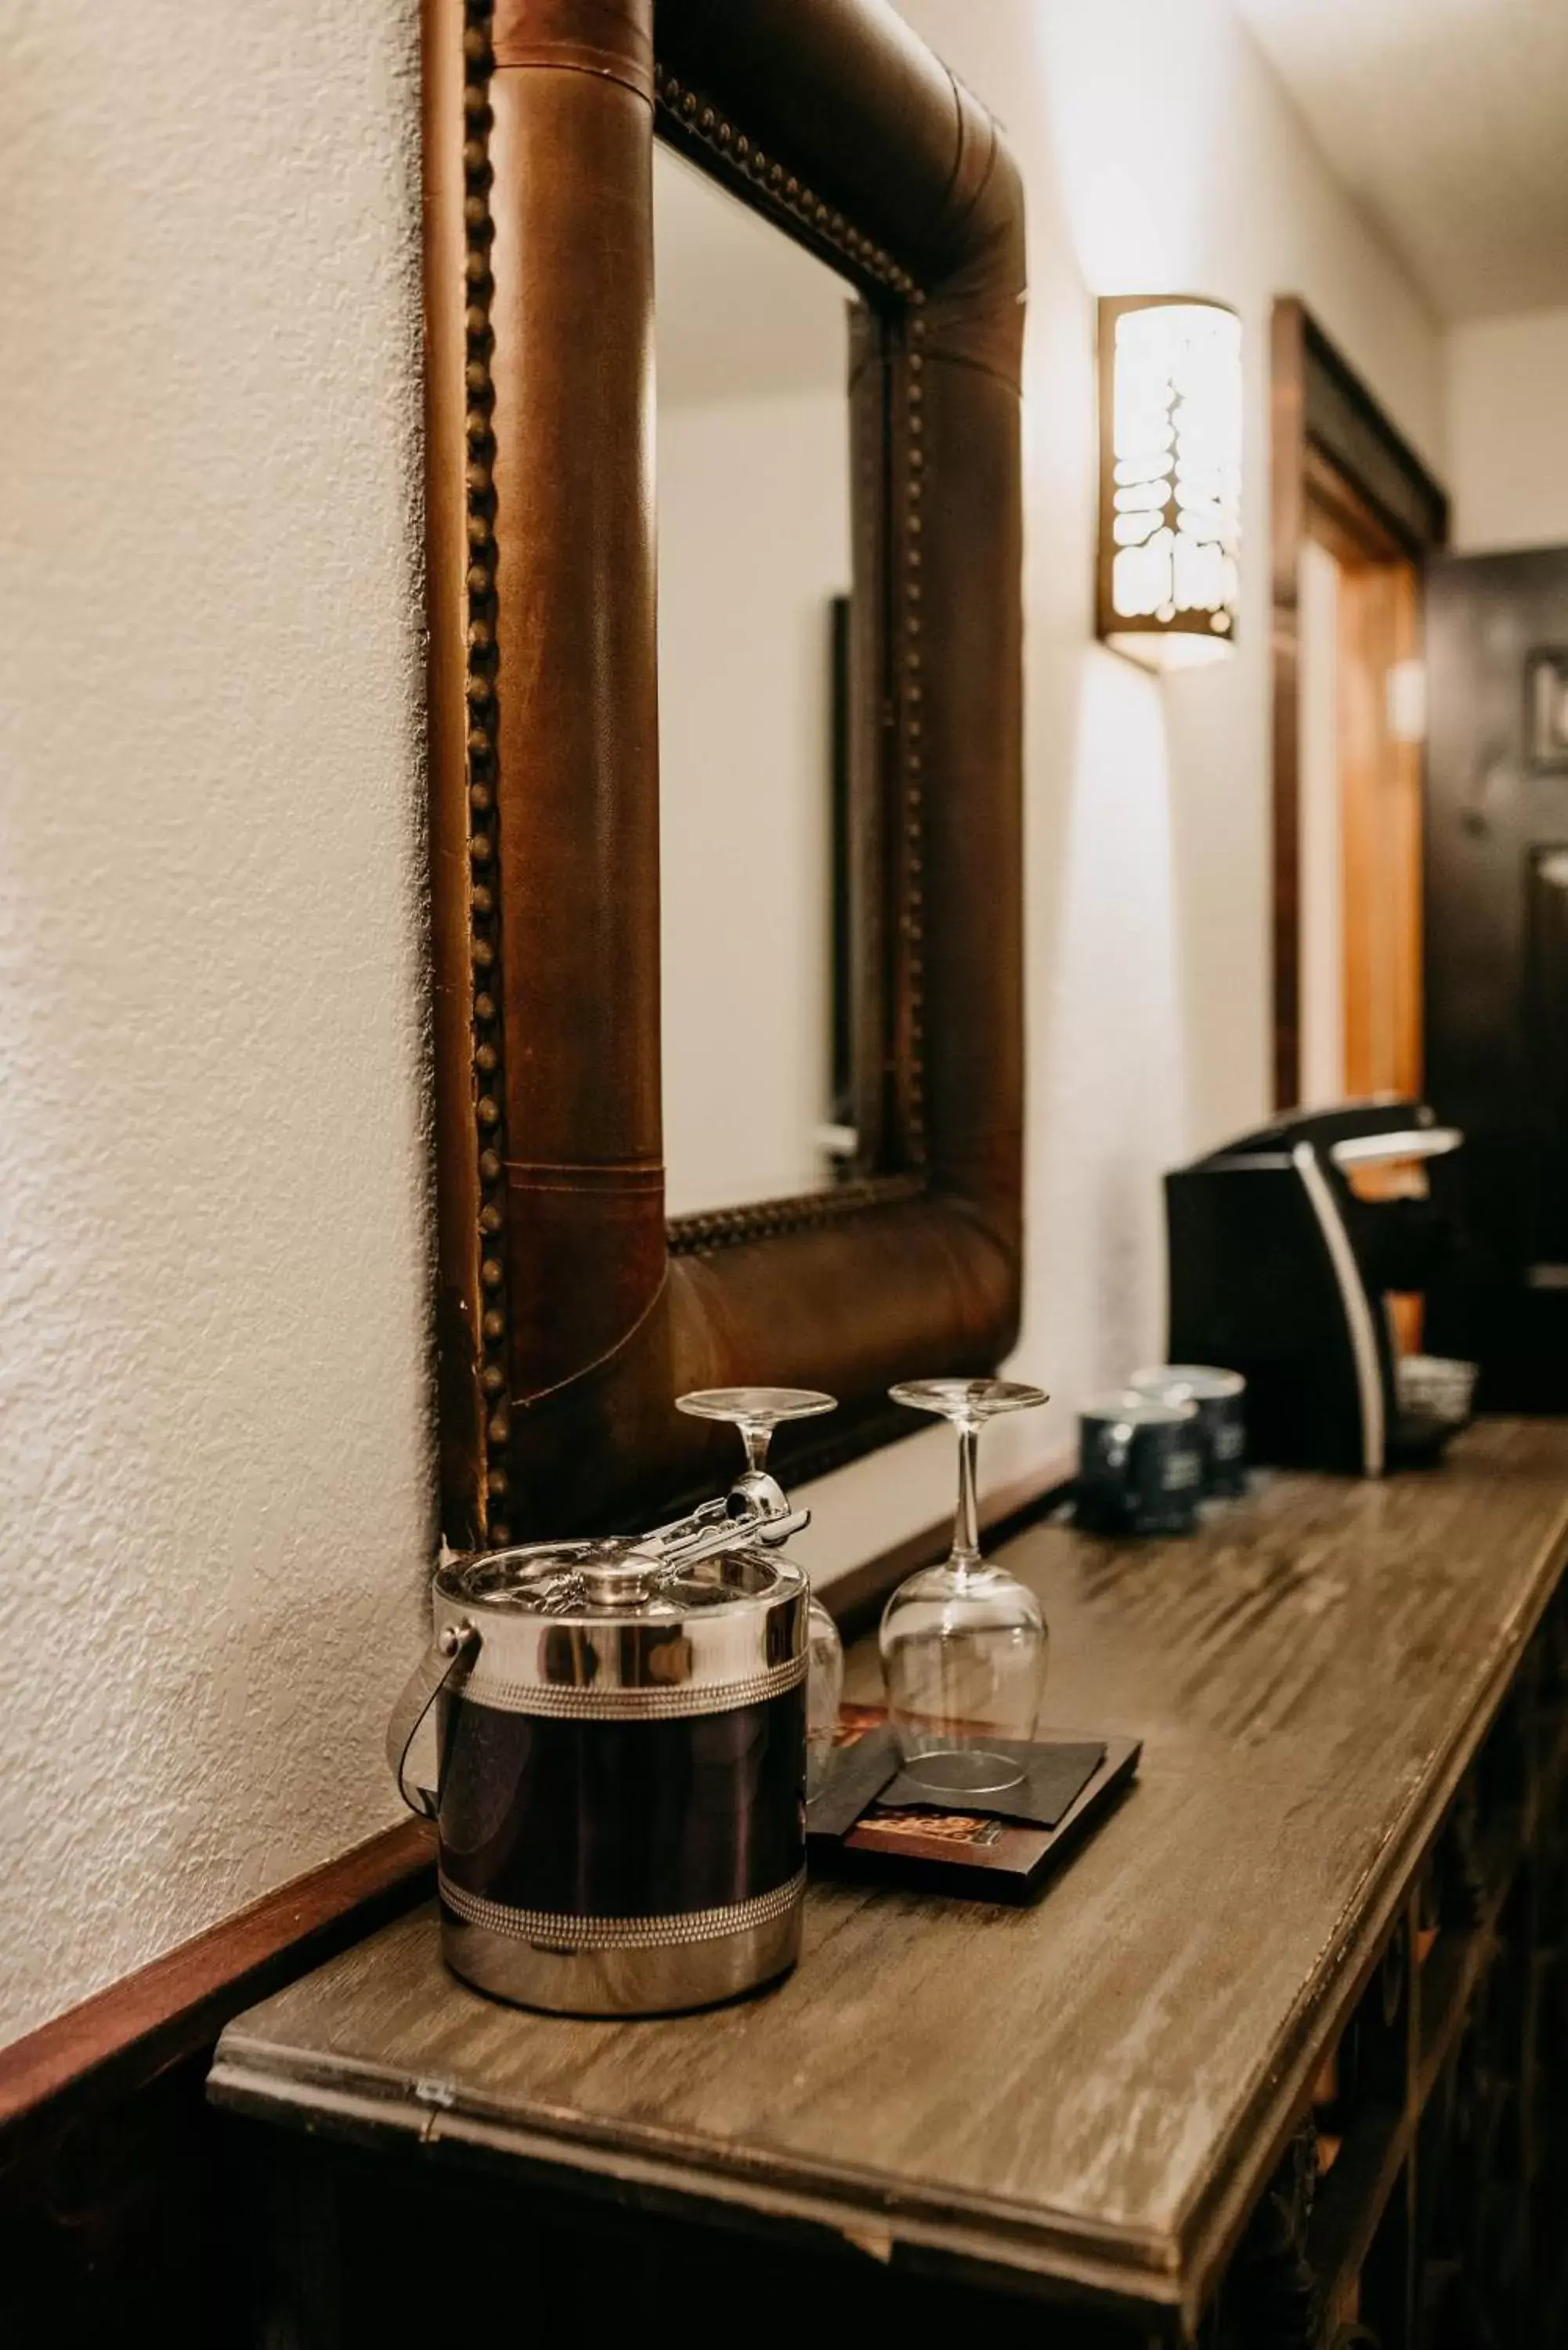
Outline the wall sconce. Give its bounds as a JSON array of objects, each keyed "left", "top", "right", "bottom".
[{"left": 1097, "top": 295, "right": 1241, "bottom": 671}]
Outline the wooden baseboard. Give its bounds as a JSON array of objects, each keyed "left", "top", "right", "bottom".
[{"left": 0, "top": 1818, "right": 435, "bottom": 2156}]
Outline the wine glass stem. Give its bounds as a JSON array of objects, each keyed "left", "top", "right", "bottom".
[
  {"left": 952, "top": 1419, "right": 981, "bottom": 1575},
  {"left": 741, "top": 1422, "right": 771, "bottom": 1474}
]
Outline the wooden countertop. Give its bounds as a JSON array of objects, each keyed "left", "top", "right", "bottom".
[{"left": 209, "top": 1419, "right": 1568, "bottom": 2334}]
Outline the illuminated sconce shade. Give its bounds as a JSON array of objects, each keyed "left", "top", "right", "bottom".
[{"left": 1097, "top": 295, "right": 1241, "bottom": 671}]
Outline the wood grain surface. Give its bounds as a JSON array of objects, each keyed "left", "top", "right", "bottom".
[{"left": 209, "top": 1421, "right": 1568, "bottom": 2333}]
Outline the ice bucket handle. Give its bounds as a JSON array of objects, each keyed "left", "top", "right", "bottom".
[{"left": 385, "top": 1621, "right": 480, "bottom": 1819}]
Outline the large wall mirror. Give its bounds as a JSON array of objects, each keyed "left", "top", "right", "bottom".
[{"left": 424, "top": 0, "right": 1027, "bottom": 1543}]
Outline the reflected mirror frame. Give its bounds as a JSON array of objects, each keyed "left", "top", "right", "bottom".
[{"left": 424, "top": 0, "right": 1027, "bottom": 1541}]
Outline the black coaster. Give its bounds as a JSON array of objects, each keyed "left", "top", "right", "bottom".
[
  {"left": 807, "top": 1726, "right": 902, "bottom": 1838},
  {"left": 807, "top": 1709, "right": 1142, "bottom": 1902},
  {"left": 877, "top": 1739, "right": 1105, "bottom": 1827}
]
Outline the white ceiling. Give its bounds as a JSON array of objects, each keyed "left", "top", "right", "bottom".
[{"left": 1231, "top": 0, "right": 1568, "bottom": 323}]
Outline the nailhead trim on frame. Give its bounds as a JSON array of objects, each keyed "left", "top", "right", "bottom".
[
  {"left": 901, "top": 298, "right": 928, "bottom": 1162},
  {"left": 439, "top": 1868, "right": 807, "bottom": 1949},
  {"left": 460, "top": 1, "right": 514, "bottom": 1544},
  {"left": 669, "top": 1171, "right": 925, "bottom": 1259},
  {"left": 653, "top": 70, "right": 916, "bottom": 298}
]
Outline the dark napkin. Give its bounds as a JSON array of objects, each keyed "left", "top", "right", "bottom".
[
  {"left": 808, "top": 1730, "right": 1107, "bottom": 1837},
  {"left": 806, "top": 1726, "right": 901, "bottom": 1837}
]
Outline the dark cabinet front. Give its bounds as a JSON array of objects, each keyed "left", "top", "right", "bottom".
[{"left": 1425, "top": 546, "right": 1568, "bottom": 1408}]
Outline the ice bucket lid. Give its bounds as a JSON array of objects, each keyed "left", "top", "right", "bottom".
[{"left": 432, "top": 1538, "right": 807, "bottom": 1718}]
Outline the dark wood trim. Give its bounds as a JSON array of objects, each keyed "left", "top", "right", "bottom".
[
  {"left": 0, "top": 1823, "right": 432, "bottom": 2348},
  {"left": 0, "top": 1820, "right": 434, "bottom": 2157},
  {"left": 1269, "top": 297, "right": 1448, "bottom": 1111},
  {"left": 1304, "top": 443, "right": 1409, "bottom": 569},
  {"left": 428, "top": 0, "right": 1028, "bottom": 1542},
  {"left": 1300, "top": 313, "right": 1447, "bottom": 559}
]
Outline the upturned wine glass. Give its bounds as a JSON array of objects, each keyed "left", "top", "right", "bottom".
[
  {"left": 878, "top": 1377, "right": 1050, "bottom": 1796},
  {"left": 676, "top": 1387, "right": 843, "bottom": 1791}
]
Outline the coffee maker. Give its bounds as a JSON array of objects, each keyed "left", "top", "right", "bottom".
[{"left": 1164, "top": 1100, "right": 1468, "bottom": 1475}]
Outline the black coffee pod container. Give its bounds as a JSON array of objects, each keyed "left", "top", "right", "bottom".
[
  {"left": 1076, "top": 1392, "right": 1204, "bottom": 1535},
  {"left": 1129, "top": 1364, "right": 1248, "bottom": 1496}
]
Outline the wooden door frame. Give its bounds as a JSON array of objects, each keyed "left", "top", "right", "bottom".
[{"left": 1270, "top": 299, "right": 1448, "bottom": 1109}]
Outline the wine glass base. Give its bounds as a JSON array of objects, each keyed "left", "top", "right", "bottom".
[{"left": 894, "top": 1745, "right": 1026, "bottom": 1798}]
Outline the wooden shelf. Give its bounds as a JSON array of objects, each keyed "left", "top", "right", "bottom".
[{"left": 209, "top": 1421, "right": 1568, "bottom": 2341}]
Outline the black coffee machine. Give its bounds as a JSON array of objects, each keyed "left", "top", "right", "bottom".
[{"left": 1164, "top": 1100, "right": 1468, "bottom": 1475}]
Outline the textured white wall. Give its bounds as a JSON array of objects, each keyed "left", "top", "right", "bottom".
[
  {"left": 1447, "top": 306, "right": 1568, "bottom": 553},
  {"left": 795, "top": 0, "right": 1446, "bottom": 1580},
  {"left": 0, "top": 0, "right": 432, "bottom": 2041}
]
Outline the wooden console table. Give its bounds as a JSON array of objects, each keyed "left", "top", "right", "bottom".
[{"left": 211, "top": 1419, "right": 1568, "bottom": 2346}]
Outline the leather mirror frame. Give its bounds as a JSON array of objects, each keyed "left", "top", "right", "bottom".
[{"left": 425, "top": 0, "right": 1025, "bottom": 1542}]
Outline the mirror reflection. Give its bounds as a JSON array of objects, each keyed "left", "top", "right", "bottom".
[{"left": 654, "top": 142, "right": 855, "bottom": 1220}]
